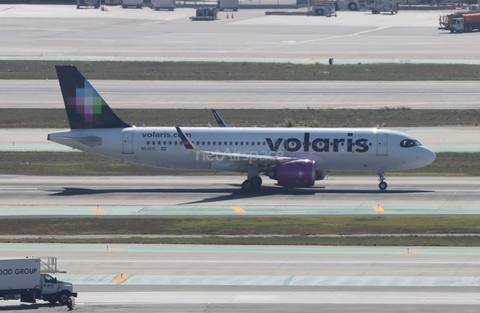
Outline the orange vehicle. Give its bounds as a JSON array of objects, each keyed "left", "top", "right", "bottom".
[{"left": 439, "top": 11, "right": 480, "bottom": 32}]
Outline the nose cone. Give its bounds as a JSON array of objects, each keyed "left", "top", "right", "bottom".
[{"left": 423, "top": 147, "right": 436, "bottom": 166}]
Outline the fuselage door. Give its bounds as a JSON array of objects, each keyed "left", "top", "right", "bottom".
[
  {"left": 376, "top": 133, "right": 388, "bottom": 156},
  {"left": 122, "top": 131, "right": 134, "bottom": 154}
]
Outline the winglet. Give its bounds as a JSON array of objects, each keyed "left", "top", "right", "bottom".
[
  {"left": 175, "top": 126, "right": 197, "bottom": 151},
  {"left": 212, "top": 109, "right": 228, "bottom": 127}
]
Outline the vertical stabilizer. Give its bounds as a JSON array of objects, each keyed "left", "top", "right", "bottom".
[{"left": 55, "top": 65, "right": 131, "bottom": 129}]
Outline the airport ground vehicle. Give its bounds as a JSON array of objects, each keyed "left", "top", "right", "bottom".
[
  {"left": 151, "top": 0, "right": 175, "bottom": 10},
  {"left": 310, "top": 0, "right": 336, "bottom": 16},
  {"left": 122, "top": 0, "right": 144, "bottom": 8},
  {"left": 0, "top": 257, "right": 77, "bottom": 306},
  {"left": 218, "top": 0, "right": 239, "bottom": 11},
  {"left": 76, "top": 0, "right": 100, "bottom": 8},
  {"left": 190, "top": 7, "right": 218, "bottom": 20},
  {"left": 371, "top": 0, "right": 397, "bottom": 14},
  {"left": 439, "top": 11, "right": 480, "bottom": 32},
  {"left": 335, "top": 0, "right": 369, "bottom": 10}
]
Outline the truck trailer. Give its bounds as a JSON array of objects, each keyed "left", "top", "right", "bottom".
[
  {"left": 439, "top": 11, "right": 480, "bottom": 32},
  {"left": 122, "top": 0, "right": 144, "bottom": 8},
  {"left": 0, "top": 258, "right": 77, "bottom": 306},
  {"left": 151, "top": 0, "right": 175, "bottom": 10},
  {"left": 218, "top": 0, "right": 238, "bottom": 11},
  {"left": 310, "top": 0, "right": 336, "bottom": 16}
]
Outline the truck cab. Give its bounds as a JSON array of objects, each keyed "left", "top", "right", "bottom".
[
  {"left": 451, "top": 17, "right": 464, "bottom": 32},
  {"left": 40, "top": 274, "right": 76, "bottom": 305}
]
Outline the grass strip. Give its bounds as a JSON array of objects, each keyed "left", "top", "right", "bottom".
[
  {"left": 2, "top": 216, "right": 480, "bottom": 236},
  {"left": 2, "top": 61, "right": 480, "bottom": 81},
  {"left": 0, "top": 235, "right": 480, "bottom": 246},
  {"left": 1, "top": 108, "right": 480, "bottom": 129},
  {"left": 0, "top": 152, "right": 477, "bottom": 176},
  {"left": 1, "top": 236, "right": 480, "bottom": 246}
]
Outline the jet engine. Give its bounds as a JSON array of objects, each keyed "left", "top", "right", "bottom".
[
  {"left": 269, "top": 159, "right": 316, "bottom": 187},
  {"left": 315, "top": 170, "right": 327, "bottom": 181}
]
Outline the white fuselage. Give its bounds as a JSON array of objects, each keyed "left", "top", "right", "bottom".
[{"left": 48, "top": 127, "right": 436, "bottom": 174}]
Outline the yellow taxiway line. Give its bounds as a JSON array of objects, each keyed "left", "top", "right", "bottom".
[
  {"left": 231, "top": 206, "right": 246, "bottom": 213},
  {"left": 89, "top": 206, "right": 107, "bottom": 214},
  {"left": 111, "top": 274, "right": 130, "bottom": 283}
]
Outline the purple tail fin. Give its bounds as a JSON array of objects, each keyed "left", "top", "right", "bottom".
[{"left": 56, "top": 65, "right": 131, "bottom": 129}]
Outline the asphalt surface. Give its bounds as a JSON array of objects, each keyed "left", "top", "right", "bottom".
[
  {"left": 1, "top": 245, "right": 480, "bottom": 312},
  {"left": 0, "top": 6, "right": 479, "bottom": 63},
  {"left": 2, "top": 80, "right": 480, "bottom": 110},
  {"left": 1, "top": 175, "right": 479, "bottom": 215}
]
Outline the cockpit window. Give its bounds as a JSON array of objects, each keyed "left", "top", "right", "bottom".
[{"left": 400, "top": 139, "right": 422, "bottom": 148}]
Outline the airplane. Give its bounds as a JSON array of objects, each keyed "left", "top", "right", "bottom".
[{"left": 48, "top": 65, "right": 436, "bottom": 192}]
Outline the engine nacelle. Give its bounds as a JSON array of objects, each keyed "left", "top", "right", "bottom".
[
  {"left": 273, "top": 159, "right": 316, "bottom": 187},
  {"left": 315, "top": 170, "right": 327, "bottom": 181}
]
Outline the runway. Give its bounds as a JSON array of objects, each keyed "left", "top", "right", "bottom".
[
  {"left": 1, "top": 175, "right": 479, "bottom": 216},
  {"left": 2, "top": 80, "right": 480, "bottom": 110},
  {"left": 1, "top": 244, "right": 480, "bottom": 312}
]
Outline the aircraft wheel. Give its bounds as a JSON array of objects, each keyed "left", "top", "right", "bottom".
[
  {"left": 242, "top": 180, "right": 254, "bottom": 191},
  {"left": 251, "top": 176, "right": 262, "bottom": 188},
  {"left": 379, "top": 181, "right": 388, "bottom": 190}
]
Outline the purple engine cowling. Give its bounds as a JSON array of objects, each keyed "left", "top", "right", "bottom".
[
  {"left": 315, "top": 170, "right": 326, "bottom": 181},
  {"left": 276, "top": 159, "right": 316, "bottom": 187}
]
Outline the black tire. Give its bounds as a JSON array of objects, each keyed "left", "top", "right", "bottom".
[
  {"left": 56, "top": 291, "right": 70, "bottom": 306},
  {"left": 348, "top": 2, "right": 357, "bottom": 10},
  {"left": 251, "top": 176, "right": 262, "bottom": 188},
  {"left": 316, "top": 8, "right": 323, "bottom": 16},
  {"left": 242, "top": 180, "right": 254, "bottom": 191},
  {"left": 379, "top": 181, "right": 387, "bottom": 190}
]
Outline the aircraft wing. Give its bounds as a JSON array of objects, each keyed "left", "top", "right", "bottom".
[{"left": 175, "top": 126, "right": 295, "bottom": 168}]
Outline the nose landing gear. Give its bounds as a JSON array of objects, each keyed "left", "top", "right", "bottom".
[{"left": 378, "top": 171, "right": 387, "bottom": 190}]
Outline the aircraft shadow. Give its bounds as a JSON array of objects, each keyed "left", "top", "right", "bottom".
[
  {"left": 50, "top": 186, "right": 432, "bottom": 204},
  {"left": 0, "top": 303, "right": 69, "bottom": 311}
]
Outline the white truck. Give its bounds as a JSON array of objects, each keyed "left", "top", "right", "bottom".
[
  {"left": 0, "top": 258, "right": 77, "bottom": 306},
  {"left": 151, "top": 0, "right": 175, "bottom": 10},
  {"left": 310, "top": 0, "right": 336, "bottom": 16},
  {"left": 218, "top": 0, "right": 239, "bottom": 11},
  {"left": 122, "top": 0, "right": 144, "bottom": 8}
]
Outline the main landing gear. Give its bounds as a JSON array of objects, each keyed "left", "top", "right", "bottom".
[
  {"left": 378, "top": 171, "right": 387, "bottom": 190},
  {"left": 242, "top": 175, "right": 263, "bottom": 191}
]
